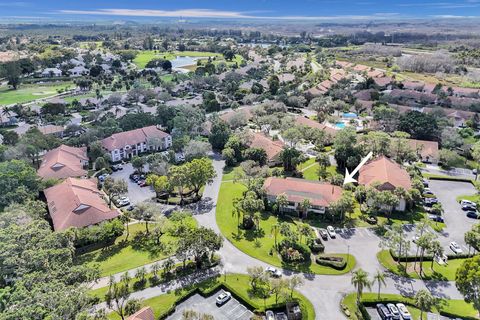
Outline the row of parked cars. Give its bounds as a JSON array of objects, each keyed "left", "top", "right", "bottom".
[
  {"left": 265, "top": 310, "right": 288, "bottom": 320},
  {"left": 422, "top": 182, "right": 446, "bottom": 223},
  {"left": 376, "top": 303, "right": 411, "bottom": 320},
  {"left": 317, "top": 226, "right": 337, "bottom": 240},
  {"left": 460, "top": 199, "right": 480, "bottom": 219}
]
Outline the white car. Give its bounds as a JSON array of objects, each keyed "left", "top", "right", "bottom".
[
  {"left": 215, "top": 291, "right": 231, "bottom": 305},
  {"left": 266, "top": 266, "right": 282, "bottom": 278},
  {"left": 116, "top": 196, "right": 130, "bottom": 207},
  {"left": 460, "top": 200, "right": 477, "bottom": 208},
  {"left": 450, "top": 242, "right": 463, "bottom": 254},
  {"left": 396, "top": 303, "right": 411, "bottom": 320},
  {"left": 387, "top": 303, "right": 401, "bottom": 320},
  {"left": 412, "top": 235, "right": 419, "bottom": 243},
  {"left": 265, "top": 310, "right": 275, "bottom": 320},
  {"left": 327, "top": 226, "right": 336, "bottom": 238}
]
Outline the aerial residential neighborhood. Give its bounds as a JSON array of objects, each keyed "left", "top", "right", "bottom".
[{"left": 2, "top": 1, "right": 480, "bottom": 320}]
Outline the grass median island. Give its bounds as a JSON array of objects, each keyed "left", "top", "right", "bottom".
[
  {"left": 377, "top": 249, "right": 467, "bottom": 281},
  {"left": 76, "top": 217, "right": 197, "bottom": 277},
  {"left": 107, "top": 274, "right": 315, "bottom": 320},
  {"left": 216, "top": 181, "right": 356, "bottom": 275},
  {"left": 133, "top": 50, "right": 223, "bottom": 68},
  {"left": 342, "top": 292, "right": 477, "bottom": 320}
]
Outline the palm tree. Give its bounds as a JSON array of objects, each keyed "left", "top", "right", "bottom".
[
  {"left": 297, "top": 223, "right": 311, "bottom": 244},
  {"left": 232, "top": 199, "right": 243, "bottom": 236},
  {"left": 119, "top": 212, "right": 131, "bottom": 240},
  {"left": 351, "top": 269, "right": 372, "bottom": 305},
  {"left": 415, "top": 289, "right": 436, "bottom": 319},
  {"left": 253, "top": 212, "right": 261, "bottom": 230},
  {"left": 428, "top": 240, "right": 443, "bottom": 271},
  {"left": 372, "top": 270, "right": 386, "bottom": 299},
  {"left": 276, "top": 193, "right": 288, "bottom": 215},
  {"left": 271, "top": 222, "right": 280, "bottom": 250},
  {"left": 300, "top": 198, "right": 311, "bottom": 219}
]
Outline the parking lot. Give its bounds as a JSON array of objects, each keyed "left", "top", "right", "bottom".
[
  {"left": 428, "top": 179, "right": 478, "bottom": 252},
  {"left": 109, "top": 163, "right": 155, "bottom": 205},
  {"left": 166, "top": 290, "right": 253, "bottom": 320}
]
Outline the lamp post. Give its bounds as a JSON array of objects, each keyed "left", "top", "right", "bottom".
[{"left": 347, "top": 245, "right": 350, "bottom": 272}]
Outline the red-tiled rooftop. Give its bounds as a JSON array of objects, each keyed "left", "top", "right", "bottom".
[
  {"left": 358, "top": 156, "right": 412, "bottom": 190},
  {"left": 44, "top": 178, "right": 119, "bottom": 231},
  {"left": 264, "top": 177, "right": 342, "bottom": 207},
  {"left": 249, "top": 133, "right": 284, "bottom": 161},
  {"left": 127, "top": 307, "right": 155, "bottom": 320},
  {"left": 101, "top": 125, "right": 169, "bottom": 151},
  {"left": 38, "top": 145, "right": 88, "bottom": 180},
  {"left": 295, "top": 116, "right": 338, "bottom": 137}
]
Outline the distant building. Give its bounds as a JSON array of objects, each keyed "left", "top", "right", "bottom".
[
  {"left": 101, "top": 125, "right": 172, "bottom": 162},
  {"left": 69, "top": 66, "right": 89, "bottom": 77},
  {"left": 41, "top": 67, "right": 62, "bottom": 77},
  {"left": 44, "top": 178, "right": 119, "bottom": 231},
  {"left": 37, "top": 145, "right": 88, "bottom": 180},
  {"left": 407, "top": 139, "right": 439, "bottom": 164},
  {"left": 38, "top": 125, "right": 65, "bottom": 138},
  {"left": 264, "top": 177, "right": 342, "bottom": 217},
  {"left": 249, "top": 133, "right": 284, "bottom": 167}
]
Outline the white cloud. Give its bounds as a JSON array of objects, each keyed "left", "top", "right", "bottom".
[{"left": 56, "top": 8, "right": 404, "bottom": 20}]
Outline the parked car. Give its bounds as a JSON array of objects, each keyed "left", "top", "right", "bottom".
[
  {"left": 423, "top": 190, "right": 434, "bottom": 196},
  {"left": 275, "top": 313, "right": 288, "bottom": 320},
  {"left": 467, "top": 211, "right": 480, "bottom": 219},
  {"left": 98, "top": 173, "right": 109, "bottom": 182},
  {"left": 460, "top": 199, "right": 477, "bottom": 208},
  {"left": 462, "top": 204, "right": 477, "bottom": 211},
  {"left": 116, "top": 196, "right": 130, "bottom": 207},
  {"left": 111, "top": 164, "right": 123, "bottom": 171},
  {"left": 428, "top": 214, "right": 444, "bottom": 222},
  {"left": 126, "top": 205, "right": 135, "bottom": 211},
  {"left": 265, "top": 310, "right": 275, "bottom": 320},
  {"left": 318, "top": 228, "right": 328, "bottom": 240},
  {"left": 139, "top": 181, "right": 147, "bottom": 187},
  {"left": 266, "top": 266, "right": 282, "bottom": 278},
  {"left": 376, "top": 303, "right": 393, "bottom": 320},
  {"left": 137, "top": 179, "right": 145, "bottom": 185},
  {"left": 387, "top": 303, "right": 401, "bottom": 320},
  {"left": 327, "top": 226, "right": 336, "bottom": 238},
  {"left": 215, "top": 291, "right": 231, "bottom": 306},
  {"left": 396, "top": 303, "right": 411, "bottom": 320},
  {"left": 422, "top": 179, "right": 429, "bottom": 187},
  {"left": 450, "top": 241, "right": 463, "bottom": 254},
  {"left": 412, "top": 235, "right": 419, "bottom": 243}
]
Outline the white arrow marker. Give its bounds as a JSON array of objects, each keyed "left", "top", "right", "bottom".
[{"left": 343, "top": 151, "right": 373, "bottom": 185}]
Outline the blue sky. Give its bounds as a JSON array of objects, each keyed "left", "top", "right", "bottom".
[{"left": 2, "top": 0, "right": 480, "bottom": 20}]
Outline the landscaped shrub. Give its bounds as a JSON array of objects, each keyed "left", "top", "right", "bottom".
[
  {"left": 279, "top": 239, "right": 311, "bottom": 263},
  {"left": 389, "top": 249, "right": 473, "bottom": 262},
  {"left": 73, "top": 219, "right": 124, "bottom": 248},
  {"left": 315, "top": 255, "right": 347, "bottom": 270},
  {"left": 308, "top": 238, "right": 325, "bottom": 254},
  {"left": 357, "top": 302, "right": 371, "bottom": 320}
]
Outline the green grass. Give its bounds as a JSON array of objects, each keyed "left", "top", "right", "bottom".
[
  {"left": 76, "top": 219, "right": 196, "bottom": 277},
  {"left": 423, "top": 172, "right": 474, "bottom": 182},
  {"left": 216, "top": 181, "right": 355, "bottom": 274},
  {"left": 108, "top": 274, "right": 315, "bottom": 319},
  {"left": 133, "top": 50, "right": 222, "bottom": 68},
  {"left": 377, "top": 250, "right": 467, "bottom": 281},
  {"left": 456, "top": 193, "right": 480, "bottom": 205},
  {"left": 0, "top": 82, "right": 74, "bottom": 105},
  {"left": 342, "top": 292, "right": 477, "bottom": 320}
]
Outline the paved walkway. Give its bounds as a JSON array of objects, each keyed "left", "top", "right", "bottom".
[{"left": 92, "top": 153, "right": 466, "bottom": 319}]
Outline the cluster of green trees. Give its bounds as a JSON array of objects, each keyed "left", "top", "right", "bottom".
[
  {"left": 247, "top": 266, "right": 304, "bottom": 302},
  {"left": 146, "top": 157, "right": 216, "bottom": 203},
  {"left": 0, "top": 201, "right": 99, "bottom": 318}
]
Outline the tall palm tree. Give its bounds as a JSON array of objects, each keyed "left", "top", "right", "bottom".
[
  {"left": 428, "top": 240, "right": 443, "bottom": 271},
  {"left": 276, "top": 193, "right": 288, "bottom": 215},
  {"left": 300, "top": 198, "right": 311, "bottom": 219},
  {"left": 298, "top": 223, "right": 312, "bottom": 244},
  {"left": 232, "top": 199, "right": 243, "bottom": 236},
  {"left": 415, "top": 289, "right": 436, "bottom": 319},
  {"left": 372, "top": 270, "right": 386, "bottom": 299},
  {"left": 351, "top": 269, "right": 372, "bottom": 305},
  {"left": 271, "top": 222, "right": 280, "bottom": 250}
]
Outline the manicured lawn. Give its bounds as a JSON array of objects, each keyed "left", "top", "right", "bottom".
[
  {"left": 76, "top": 218, "right": 196, "bottom": 277},
  {"left": 342, "top": 292, "right": 477, "bottom": 320},
  {"left": 422, "top": 172, "right": 474, "bottom": 183},
  {"left": 0, "top": 82, "right": 74, "bottom": 105},
  {"left": 456, "top": 193, "right": 480, "bottom": 205},
  {"left": 377, "top": 250, "right": 467, "bottom": 281},
  {"left": 108, "top": 274, "right": 315, "bottom": 320},
  {"left": 216, "top": 181, "right": 355, "bottom": 274},
  {"left": 133, "top": 50, "right": 222, "bottom": 68}
]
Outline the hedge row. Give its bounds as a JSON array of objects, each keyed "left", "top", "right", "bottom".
[
  {"left": 315, "top": 255, "right": 347, "bottom": 270},
  {"left": 389, "top": 249, "right": 474, "bottom": 262}
]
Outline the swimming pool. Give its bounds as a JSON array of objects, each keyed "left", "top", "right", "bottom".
[
  {"left": 343, "top": 112, "right": 357, "bottom": 118},
  {"left": 335, "top": 122, "right": 346, "bottom": 129}
]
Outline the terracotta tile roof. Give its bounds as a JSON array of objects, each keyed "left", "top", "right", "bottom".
[
  {"left": 407, "top": 139, "right": 439, "bottom": 161},
  {"left": 38, "top": 125, "right": 64, "bottom": 135},
  {"left": 220, "top": 106, "right": 254, "bottom": 123},
  {"left": 402, "top": 81, "right": 424, "bottom": 91},
  {"left": 294, "top": 116, "right": 337, "bottom": 137},
  {"left": 354, "top": 89, "right": 375, "bottom": 101},
  {"left": 44, "top": 178, "right": 119, "bottom": 231},
  {"left": 358, "top": 156, "right": 412, "bottom": 190},
  {"left": 249, "top": 133, "right": 284, "bottom": 162},
  {"left": 374, "top": 76, "right": 393, "bottom": 87},
  {"left": 367, "top": 70, "right": 384, "bottom": 78},
  {"left": 335, "top": 60, "right": 353, "bottom": 68},
  {"left": 101, "top": 125, "right": 169, "bottom": 152},
  {"left": 127, "top": 307, "right": 155, "bottom": 320},
  {"left": 353, "top": 64, "right": 370, "bottom": 72},
  {"left": 38, "top": 145, "right": 88, "bottom": 179},
  {"left": 264, "top": 177, "right": 342, "bottom": 207},
  {"left": 278, "top": 73, "right": 295, "bottom": 82}
]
